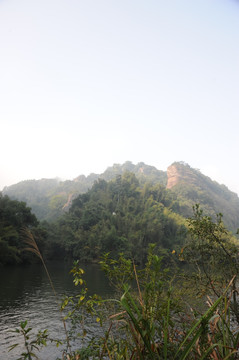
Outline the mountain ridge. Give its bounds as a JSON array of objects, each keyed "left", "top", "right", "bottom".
[
  {"left": 2, "top": 161, "right": 239, "bottom": 231},
  {"left": 2, "top": 161, "right": 166, "bottom": 221}
]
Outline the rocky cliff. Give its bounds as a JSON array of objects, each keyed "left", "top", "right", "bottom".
[
  {"left": 166, "top": 162, "right": 198, "bottom": 189},
  {"left": 166, "top": 164, "right": 180, "bottom": 189},
  {"left": 166, "top": 162, "right": 239, "bottom": 232}
]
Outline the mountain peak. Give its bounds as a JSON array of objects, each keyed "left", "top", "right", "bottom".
[{"left": 166, "top": 162, "right": 198, "bottom": 189}]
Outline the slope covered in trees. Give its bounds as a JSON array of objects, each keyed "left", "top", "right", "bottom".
[
  {"left": 1, "top": 164, "right": 239, "bottom": 266},
  {"left": 167, "top": 162, "right": 239, "bottom": 232},
  {"left": 43, "top": 172, "right": 186, "bottom": 264},
  {"left": 0, "top": 194, "right": 39, "bottom": 265},
  {"left": 3, "top": 162, "right": 167, "bottom": 221},
  {"left": 3, "top": 161, "right": 239, "bottom": 234}
]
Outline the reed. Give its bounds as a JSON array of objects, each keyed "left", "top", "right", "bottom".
[
  {"left": 10, "top": 236, "right": 239, "bottom": 359},
  {"left": 22, "top": 228, "right": 72, "bottom": 357},
  {"left": 87, "top": 250, "right": 239, "bottom": 359}
]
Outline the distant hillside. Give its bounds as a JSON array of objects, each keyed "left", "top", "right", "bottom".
[
  {"left": 3, "top": 162, "right": 167, "bottom": 221},
  {"left": 3, "top": 161, "right": 239, "bottom": 232},
  {"left": 166, "top": 162, "right": 239, "bottom": 232}
]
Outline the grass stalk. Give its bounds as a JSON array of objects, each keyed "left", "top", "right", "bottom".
[
  {"left": 163, "top": 289, "right": 171, "bottom": 360},
  {"left": 22, "top": 228, "right": 72, "bottom": 356},
  {"left": 174, "top": 276, "right": 236, "bottom": 360}
]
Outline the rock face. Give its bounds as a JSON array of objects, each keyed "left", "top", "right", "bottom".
[
  {"left": 166, "top": 164, "right": 181, "bottom": 189},
  {"left": 166, "top": 162, "right": 199, "bottom": 189}
]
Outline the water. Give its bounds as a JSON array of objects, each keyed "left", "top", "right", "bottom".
[{"left": 0, "top": 261, "right": 112, "bottom": 359}]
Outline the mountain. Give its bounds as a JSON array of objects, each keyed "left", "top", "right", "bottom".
[
  {"left": 3, "top": 162, "right": 166, "bottom": 221},
  {"left": 2, "top": 161, "right": 239, "bottom": 232},
  {"left": 166, "top": 162, "right": 239, "bottom": 232},
  {"left": 49, "top": 172, "right": 185, "bottom": 264}
]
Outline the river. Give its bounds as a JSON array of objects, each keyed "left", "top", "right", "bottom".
[{"left": 0, "top": 261, "right": 112, "bottom": 359}]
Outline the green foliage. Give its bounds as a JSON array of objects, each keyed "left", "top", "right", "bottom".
[
  {"left": 183, "top": 204, "right": 239, "bottom": 322},
  {"left": 9, "top": 235, "right": 239, "bottom": 360},
  {"left": 3, "top": 179, "right": 60, "bottom": 221},
  {"left": 0, "top": 193, "right": 39, "bottom": 265},
  {"left": 59, "top": 248, "right": 239, "bottom": 359},
  {"left": 3, "top": 162, "right": 167, "bottom": 221},
  {"left": 4, "top": 161, "right": 239, "bottom": 233},
  {"left": 9, "top": 320, "right": 58, "bottom": 360},
  {"left": 100, "top": 252, "right": 135, "bottom": 291},
  {"left": 4, "top": 161, "right": 239, "bottom": 266},
  {"left": 47, "top": 174, "right": 185, "bottom": 264},
  {"left": 170, "top": 162, "right": 239, "bottom": 232},
  {"left": 0, "top": 238, "right": 19, "bottom": 264}
]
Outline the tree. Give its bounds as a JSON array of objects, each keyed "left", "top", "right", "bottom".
[
  {"left": 0, "top": 193, "right": 38, "bottom": 264},
  {"left": 183, "top": 204, "right": 239, "bottom": 322}
]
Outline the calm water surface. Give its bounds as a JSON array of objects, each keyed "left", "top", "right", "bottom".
[{"left": 0, "top": 261, "right": 112, "bottom": 359}]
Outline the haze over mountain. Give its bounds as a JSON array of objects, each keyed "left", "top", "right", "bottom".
[
  {"left": 3, "top": 161, "right": 239, "bottom": 232},
  {"left": 1, "top": 0, "right": 239, "bottom": 198}
]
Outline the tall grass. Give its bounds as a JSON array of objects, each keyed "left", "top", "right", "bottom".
[
  {"left": 62, "top": 247, "right": 239, "bottom": 359},
  {"left": 10, "top": 233, "right": 239, "bottom": 359},
  {"left": 22, "top": 228, "right": 72, "bottom": 357}
]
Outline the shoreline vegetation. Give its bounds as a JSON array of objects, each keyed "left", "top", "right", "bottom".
[
  {"left": 1, "top": 166, "right": 239, "bottom": 358},
  {"left": 2, "top": 164, "right": 239, "bottom": 267},
  {"left": 9, "top": 207, "right": 239, "bottom": 359}
]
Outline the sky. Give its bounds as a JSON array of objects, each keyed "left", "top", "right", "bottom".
[{"left": 0, "top": 0, "right": 239, "bottom": 194}]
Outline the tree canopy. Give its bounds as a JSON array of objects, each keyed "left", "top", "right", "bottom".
[
  {"left": 44, "top": 173, "right": 186, "bottom": 264},
  {"left": 0, "top": 193, "right": 38, "bottom": 265}
]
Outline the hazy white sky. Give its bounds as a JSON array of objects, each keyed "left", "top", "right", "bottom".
[{"left": 1, "top": 0, "right": 239, "bottom": 194}]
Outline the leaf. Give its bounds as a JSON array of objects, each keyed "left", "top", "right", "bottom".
[
  {"left": 8, "top": 343, "right": 19, "bottom": 352},
  {"left": 174, "top": 277, "right": 235, "bottom": 360},
  {"left": 20, "top": 320, "right": 28, "bottom": 329}
]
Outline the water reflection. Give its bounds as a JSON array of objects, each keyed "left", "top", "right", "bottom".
[{"left": 0, "top": 262, "right": 112, "bottom": 359}]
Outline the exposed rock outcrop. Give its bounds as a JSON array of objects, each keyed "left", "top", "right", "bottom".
[
  {"left": 62, "top": 193, "right": 74, "bottom": 211},
  {"left": 166, "top": 164, "right": 181, "bottom": 189},
  {"left": 166, "top": 162, "right": 199, "bottom": 189}
]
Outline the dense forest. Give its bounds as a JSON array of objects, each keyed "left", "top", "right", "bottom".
[
  {"left": 1, "top": 161, "right": 239, "bottom": 266},
  {"left": 2, "top": 163, "right": 239, "bottom": 359},
  {"left": 0, "top": 172, "right": 186, "bottom": 265},
  {"left": 3, "top": 161, "right": 239, "bottom": 232},
  {"left": 0, "top": 194, "right": 39, "bottom": 265},
  {"left": 3, "top": 162, "right": 167, "bottom": 221},
  {"left": 45, "top": 172, "right": 186, "bottom": 264},
  {"left": 168, "top": 162, "right": 239, "bottom": 231}
]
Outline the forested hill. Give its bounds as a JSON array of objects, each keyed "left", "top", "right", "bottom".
[
  {"left": 167, "top": 162, "right": 239, "bottom": 232},
  {"left": 3, "top": 162, "right": 167, "bottom": 221},
  {"left": 1, "top": 165, "right": 239, "bottom": 265},
  {"left": 3, "top": 161, "right": 239, "bottom": 232},
  {"left": 0, "top": 194, "right": 39, "bottom": 265},
  {"left": 42, "top": 173, "right": 186, "bottom": 264}
]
